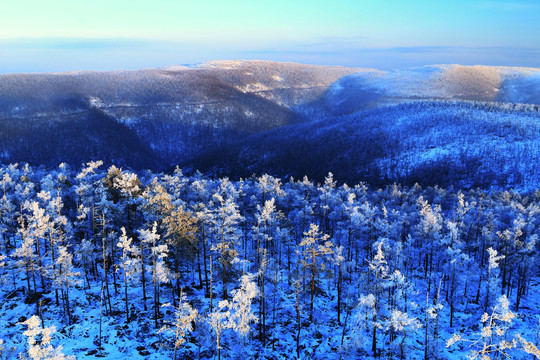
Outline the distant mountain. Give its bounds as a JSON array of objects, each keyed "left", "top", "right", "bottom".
[
  {"left": 321, "top": 65, "right": 540, "bottom": 115},
  {"left": 0, "top": 61, "right": 360, "bottom": 169},
  {"left": 1, "top": 61, "right": 540, "bottom": 189}
]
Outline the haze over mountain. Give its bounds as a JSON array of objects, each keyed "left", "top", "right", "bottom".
[{"left": 1, "top": 60, "right": 540, "bottom": 188}]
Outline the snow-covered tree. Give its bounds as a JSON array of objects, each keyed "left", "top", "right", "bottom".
[
  {"left": 298, "top": 223, "right": 333, "bottom": 322},
  {"left": 229, "top": 273, "right": 259, "bottom": 339},
  {"left": 159, "top": 291, "right": 198, "bottom": 360},
  {"left": 484, "top": 247, "right": 504, "bottom": 311},
  {"left": 162, "top": 205, "right": 198, "bottom": 297},
  {"left": 117, "top": 227, "right": 141, "bottom": 322},
  {"left": 447, "top": 295, "right": 540, "bottom": 359},
  {"left": 24, "top": 200, "right": 53, "bottom": 293},
  {"left": 139, "top": 222, "right": 169, "bottom": 328},
  {"left": 210, "top": 193, "right": 243, "bottom": 300},
  {"left": 386, "top": 309, "right": 421, "bottom": 360},
  {"left": 208, "top": 300, "right": 233, "bottom": 360},
  {"left": 21, "top": 315, "right": 75, "bottom": 360},
  {"left": 54, "top": 246, "right": 81, "bottom": 325}
]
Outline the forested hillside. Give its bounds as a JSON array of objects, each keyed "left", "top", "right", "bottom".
[
  {"left": 189, "top": 101, "right": 540, "bottom": 189},
  {"left": 0, "top": 162, "right": 539, "bottom": 359},
  {"left": 1, "top": 62, "right": 540, "bottom": 187},
  {"left": 0, "top": 61, "right": 359, "bottom": 169}
]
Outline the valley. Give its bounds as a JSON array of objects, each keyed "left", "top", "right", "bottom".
[{"left": 1, "top": 61, "right": 540, "bottom": 190}]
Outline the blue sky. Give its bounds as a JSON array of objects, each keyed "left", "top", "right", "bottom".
[{"left": 1, "top": 0, "right": 539, "bottom": 73}]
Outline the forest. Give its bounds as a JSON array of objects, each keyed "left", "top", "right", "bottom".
[
  {"left": 0, "top": 161, "right": 539, "bottom": 359},
  {"left": 190, "top": 100, "right": 540, "bottom": 190}
]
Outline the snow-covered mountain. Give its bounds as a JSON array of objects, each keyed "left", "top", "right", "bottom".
[
  {"left": 0, "top": 61, "right": 360, "bottom": 169},
  {"left": 322, "top": 64, "right": 540, "bottom": 114},
  {"left": 1, "top": 61, "right": 540, "bottom": 189}
]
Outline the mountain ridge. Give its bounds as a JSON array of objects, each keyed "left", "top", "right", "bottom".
[{"left": 1, "top": 60, "right": 540, "bottom": 189}]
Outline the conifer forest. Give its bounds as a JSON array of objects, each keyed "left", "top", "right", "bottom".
[{"left": 0, "top": 161, "right": 539, "bottom": 359}]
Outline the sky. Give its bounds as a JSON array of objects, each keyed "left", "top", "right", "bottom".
[{"left": 1, "top": 0, "right": 540, "bottom": 73}]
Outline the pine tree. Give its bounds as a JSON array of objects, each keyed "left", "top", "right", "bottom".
[
  {"left": 417, "top": 196, "right": 443, "bottom": 296},
  {"left": 24, "top": 200, "right": 52, "bottom": 293},
  {"left": 117, "top": 227, "right": 141, "bottom": 322},
  {"left": 163, "top": 205, "right": 198, "bottom": 298},
  {"left": 14, "top": 207, "right": 37, "bottom": 293},
  {"left": 484, "top": 247, "right": 504, "bottom": 311},
  {"left": 0, "top": 171, "right": 16, "bottom": 251},
  {"left": 54, "top": 246, "right": 81, "bottom": 325},
  {"left": 367, "top": 240, "right": 389, "bottom": 358},
  {"left": 139, "top": 222, "right": 169, "bottom": 328},
  {"left": 386, "top": 309, "right": 421, "bottom": 359},
  {"left": 210, "top": 193, "right": 243, "bottom": 300},
  {"left": 298, "top": 223, "right": 333, "bottom": 322}
]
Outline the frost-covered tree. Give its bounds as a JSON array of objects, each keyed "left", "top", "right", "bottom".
[
  {"left": 75, "top": 238, "right": 96, "bottom": 289},
  {"left": 318, "top": 172, "right": 337, "bottom": 233},
  {"left": 42, "top": 190, "right": 71, "bottom": 307},
  {"left": 366, "top": 240, "right": 389, "bottom": 357},
  {"left": 139, "top": 222, "right": 169, "bottom": 328},
  {"left": 496, "top": 215, "right": 525, "bottom": 297},
  {"left": 206, "top": 273, "right": 258, "bottom": 360},
  {"left": 210, "top": 193, "right": 243, "bottom": 300},
  {"left": 257, "top": 174, "right": 284, "bottom": 204},
  {"left": 484, "top": 247, "right": 504, "bottom": 311},
  {"left": 253, "top": 197, "right": 278, "bottom": 265},
  {"left": 417, "top": 196, "right": 444, "bottom": 295},
  {"left": 0, "top": 171, "right": 16, "bottom": 251},
  {"left": 142, "top": 177, "right": 174, "bottom": 227},
  {"left": 444, "top": 243, "right": 469, "bottom": 328},
  {"left": 117, "top": 227, "right": 141, "bottom": 322},
  {"left": 424, "top": 280, "right": 444, "bottom": 360},
  {"left": 350, "top": 201, "right": 376, "bottom": 264},
  {"left": 163, "top": 205, "right": 198, "bottom": 297},
  {"left": 54, "top": 246, "right": 81, "bottom": 325},
  {"left": 447, "top": 295, "right": 540, "bottom": 359},
  {"left": 14, "top": 209, "right": 37, "bottom": 293},
  {"left": 159, "top": 291, "right": 198, "bottom": 360},
  {"left": 386, "top": 309, "right": 421, "bottom": 360},
  {"left": 104, "top": 166, "right": 143, "bottom": 233},
  {"left": 21, "top": 315, "right": 75, "bottom": 360},
  {"left": 334, "top": 245, "right": 345, "bottom": 324},
  {"left": 349, "top": 293, "right": 382, "bottom": 358},
  {"left": 75, "top": 160, "right": 104, "bottom": 244},
  {"left": 208, "top": 300, "right": 233, "bottom": 360},
  {"left": 229, "top": 273, "right": 259, "bottom": 341},
  {"left": 24, "top": 200, "right": 53, "bottom": 293},
  {"left": 298, "top": 223, "right": 333, "bottom": 322},
  {"left": 193, "top": 200, "right": 213, "bottom": 297}
]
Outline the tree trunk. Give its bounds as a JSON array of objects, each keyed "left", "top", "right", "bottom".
[
  {"left": 122, "top": 261, "right": 129, "bottom": 323},
  {"left": 140, "top": 240, "right": 147, "bottom": 311},
  {"left": 337, "top": 266, "right": 342, "bottom": 324},
  {"left": 310, "top": 248, "right": 316, "bottom": 322}
]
